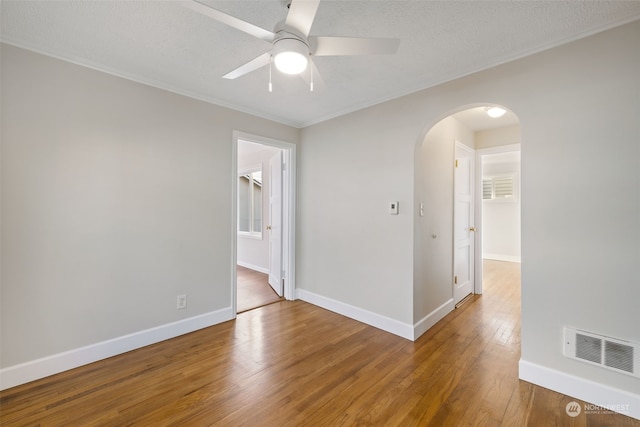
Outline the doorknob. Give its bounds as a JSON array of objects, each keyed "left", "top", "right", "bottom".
[
  {"left": 266, "top": 225, "right": 272, "bottom": 230},
  {"left": 469, "top": 227, "right": 476, "bottom": 232}
]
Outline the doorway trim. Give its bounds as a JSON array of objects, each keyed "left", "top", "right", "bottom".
[
  {"left": 453, "top": 140, "right": 476, "bottom": 305},
  {"left": 232, "top": 131, "right": 296, "bottom": 315},
  {"left": 473, "top": 143, "right": 521, "bottom": 294}
]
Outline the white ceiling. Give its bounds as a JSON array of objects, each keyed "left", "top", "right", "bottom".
[{"left": 2, "top": 1, "right": 640, "bottom": 128}]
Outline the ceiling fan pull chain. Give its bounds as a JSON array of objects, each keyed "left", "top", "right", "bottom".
[
  {"left": 269, "top": 55, "right": 273, "bottom": 92},
  {"left": 310, "top": 56, "right": 314, "bottom": 92}
]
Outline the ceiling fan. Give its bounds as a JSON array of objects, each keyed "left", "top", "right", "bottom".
[{"left": 183, "top": 0, "right": 400, "bottom": 86}]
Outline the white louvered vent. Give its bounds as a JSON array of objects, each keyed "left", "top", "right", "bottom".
[{"left": 564, "top": 327, "right": 639, "bottom": 378}]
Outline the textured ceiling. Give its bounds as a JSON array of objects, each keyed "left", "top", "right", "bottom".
[{"left": 2, "top": 1, "right": 640, "bottom": 128}]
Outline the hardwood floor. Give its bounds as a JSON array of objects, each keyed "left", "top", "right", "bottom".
[
  {"left": 2, "top": 260, "right": 638, "bottom": 426},
  {"left": 236, "top": 265, "right": 283, "bottom": 313}
]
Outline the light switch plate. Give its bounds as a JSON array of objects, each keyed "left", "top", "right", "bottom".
[{"left": 389, "top": 201, "right": 399, "bottom": 215}]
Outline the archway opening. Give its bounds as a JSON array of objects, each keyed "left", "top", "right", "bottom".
[{"left": 413, "top": 104, "right": 521, "bottom": 338}]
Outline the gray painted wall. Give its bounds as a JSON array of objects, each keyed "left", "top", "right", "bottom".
[
  {"left": 298, "top": 21, "right": 639, "bottom": 395},
  {"left": 1, "top": 44, "right": 298, "bottom": 367}
]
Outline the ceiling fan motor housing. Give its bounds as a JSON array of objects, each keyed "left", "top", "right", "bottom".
[{"left": 272, "top": 36, "right": 310, "bottom": 74}]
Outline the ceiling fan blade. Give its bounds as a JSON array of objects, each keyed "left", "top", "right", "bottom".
[
  {"left": 184, "top": 0, "right": 276, "bottom": 42},
  {"left": 223, "top": 52, "right": 272, "bottom": 79},
  {"left": 285, "top": 0, "right": 320, "bottom": 37},
  {"left": 311, "top": 36, "right": 400, "bottom": 56}
]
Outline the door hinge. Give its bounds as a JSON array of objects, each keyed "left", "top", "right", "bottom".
[
  {"left": 455, "top": 159, "right": 459, "bottom": 168},
  {"left": 454, "top": 275, "right": 458, "bottom": 284}
]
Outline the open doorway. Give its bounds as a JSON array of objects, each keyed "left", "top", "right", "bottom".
[
  {"left": 475, "top": 145, "right": 521, "bottom": 294},
  {"left": 414, "top": 105, "right": 520, "bottom": 313},
  {"left": 478, "top": 149, "right": 521, "bottom": 263},
  {"left": 449, "top": 106, "right": 521, "bottom": 296},
  {"left": 233, "top": 132, "right": 296, "bottom": 314}
]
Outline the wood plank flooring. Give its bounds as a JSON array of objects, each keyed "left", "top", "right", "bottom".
[
  {"left": 2, "top": 260, "right": 638, "bottom": 426},
  {"left": 236, "top": 266, "right": 282, "bottom": 313}
]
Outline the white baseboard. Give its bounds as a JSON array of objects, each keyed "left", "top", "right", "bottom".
[
  {"left": 519, "top": 360, "right": 640, "bottom": 421},
  {"left": 413, "top": 299, "right": 455, "bottom": 340},
  {"left": 237, "top": 261, "right": 269, "bottom": 274},
  {"left": 0, "top": 307, "right": 234, "bottom": 391},
  {"left": 296, "top": 289, "right": 414, "bottom": 340},
  {"left": 483, "top": 254, "right": 521, "bottom": 263}
]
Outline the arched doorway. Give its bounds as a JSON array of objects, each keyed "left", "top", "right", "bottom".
[{"left": 413, "top": 104, "right": 520, "bottom": 335}]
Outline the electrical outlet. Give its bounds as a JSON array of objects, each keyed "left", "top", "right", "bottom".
[{"left": 176, "top": 294, "right": 187, "bottom": 310}]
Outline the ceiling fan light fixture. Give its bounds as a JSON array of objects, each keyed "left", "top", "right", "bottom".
[
  {"left": 273, "top": 38, "right": 309, "bottom": 75},
  {"left": 486, "top": 107, "right": 507, "bottom": 118}
]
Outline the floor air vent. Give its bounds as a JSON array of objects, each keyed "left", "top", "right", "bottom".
[{"left": 564, "top": 327, "right": 639, "bottom": 378}]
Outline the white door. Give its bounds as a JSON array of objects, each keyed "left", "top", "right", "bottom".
[
  {"left": 268, "top": 151, "right": 283, "bottom": 296},
  {"left": 453, "top": 141, "right": 475, "bottom": 305}
]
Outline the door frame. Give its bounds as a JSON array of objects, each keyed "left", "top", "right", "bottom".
[
  {"left": 453, "top": 140, "right": 475, "bottom": 304},
  {"left": 231, "top": 131, "right": 296, "bottom": 315},
  {"left": 473, "top": 143, "right": 521, "bottom": 294}
]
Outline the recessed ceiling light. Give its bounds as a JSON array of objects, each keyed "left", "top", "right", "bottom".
[{"left": 486, "top": 107, "right": 506, "bottom": 118}]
